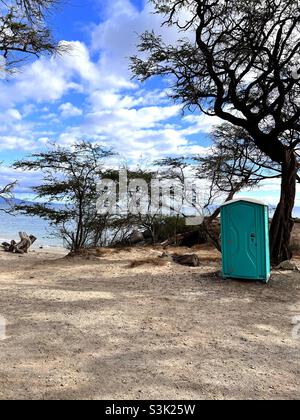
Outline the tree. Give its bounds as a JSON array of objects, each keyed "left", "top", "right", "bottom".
[
  {"left": 155, "top": 124, "right": 281, "bottom": 250},
  {"left": 131, "top": 0, "right": 300, "bottom": 263},
  {"left": 0, "top": 0, "right": 61, "bottom": 74},
  {"left": 196, "top": 123, "right": 282, "bottom": 219},
  {"left": 13, "top": 141, "right": 115, "bottom": 251}
]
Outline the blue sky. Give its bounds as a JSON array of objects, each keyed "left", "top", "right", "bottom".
[{"left": 0, "top": 0, "right": 298, "bottom": 208}]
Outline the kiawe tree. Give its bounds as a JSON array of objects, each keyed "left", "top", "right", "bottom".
[
  {"left": 131, "top": 0, "right": 300, "bottom": 263},
  {"left": 14, "top": 142, "right": 115, "bottom": 252}
]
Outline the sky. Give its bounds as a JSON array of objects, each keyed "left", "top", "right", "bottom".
[{"left": 0, "top": 0, "right": 298, "bottom": 209}]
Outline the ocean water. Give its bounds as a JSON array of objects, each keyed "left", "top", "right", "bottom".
[
  {"left": 294, "top": 207, "right": 300, "bottom": 218},
  {"left": 0, "top": 206, "right": 65, "bottom": 249}
]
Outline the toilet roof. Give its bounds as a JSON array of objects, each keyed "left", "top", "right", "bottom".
[{"left": 221, "top": 197, "right": 267, "bottom": 207}]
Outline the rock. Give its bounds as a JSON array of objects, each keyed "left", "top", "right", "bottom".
[
  {"left": 172, "top": 253, "right": 200, "bottom": 267},
  {"left": 159, "top": 252, "right": 173, "bottom": 262},
  {"left": 276, "top": 260, "right": 299, "bottom": 271},
  {"left": 128, "top": 230, "right": 145, "bottom": 245}
]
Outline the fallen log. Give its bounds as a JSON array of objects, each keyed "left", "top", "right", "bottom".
[{"left": 1, "top": 232, "right": 37, "bottom": 254}]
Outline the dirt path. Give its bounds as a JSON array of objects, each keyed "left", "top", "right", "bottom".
[{"left": 0, "top": 246, "right": 299, "bottom": 400}]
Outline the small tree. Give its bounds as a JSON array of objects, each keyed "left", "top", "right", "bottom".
[{"left": 13, "top": 141, "right": 115, "bottom": 251}]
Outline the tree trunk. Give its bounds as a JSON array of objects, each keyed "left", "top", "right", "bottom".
[{"left": 270, "top": 149, "right": 298, "bottom": 264}]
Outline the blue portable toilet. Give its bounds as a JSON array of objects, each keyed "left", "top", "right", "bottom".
[{"left": 220, "top": 198, "right": 270, "bottom": 282}]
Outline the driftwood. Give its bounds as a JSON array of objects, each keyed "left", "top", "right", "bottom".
[
  {"left": 172, "top": 253, "right": 200, "bottom": 267},
  {"left": 2, "top": 232, "right": 37, "bottom": 254}
]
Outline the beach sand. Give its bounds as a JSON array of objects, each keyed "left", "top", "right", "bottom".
[{"left": 0, "top": 244, "right": 299, "bottom": 400}]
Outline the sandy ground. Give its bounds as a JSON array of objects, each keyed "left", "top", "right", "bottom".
[{"left": 0, "top": 245, "right": 299, "bottom": 400}]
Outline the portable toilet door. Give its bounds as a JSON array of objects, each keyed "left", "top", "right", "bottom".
[{"left": 220, "top": 198, "right": 271, "bottom": 282}]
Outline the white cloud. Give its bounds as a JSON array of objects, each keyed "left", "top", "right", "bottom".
[
  {"left": 59, "top": 102, "right": 83, "bottom": 118},
  {"left": 85, "top": 104, "right": 180, "bottom": 129},
  {"left": 6, "top": 109, "right": 22, "bottom": 121},
  {"left": 91, "top": 0, "right": 188, "bottom": 90},
  {"left": 0, "top": 136, "right": 36, "bottom": 151},
  {"left": 183, "top": 114, "right": 223, "bottom": 134},
  {"left": 0, "top": 41, "right": 100, "bottom": 106},
  {"left": 0, "top": 108, "right": 22, "bottom": 123}
]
